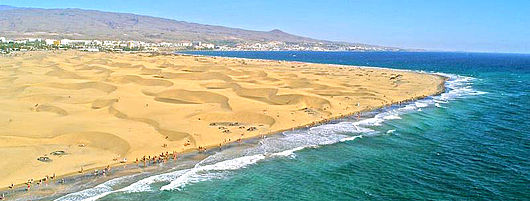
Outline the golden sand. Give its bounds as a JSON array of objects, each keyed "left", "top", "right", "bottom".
[{"left": 0, "top": 51, "right": 445, "bottom": 187}]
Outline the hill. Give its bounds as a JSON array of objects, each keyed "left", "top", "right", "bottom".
[{"left": 0, "top": 6, "right": 340, "bottom": 44}]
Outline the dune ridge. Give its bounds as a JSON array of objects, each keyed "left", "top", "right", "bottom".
[{"left": 0, "top": 51, "right": 445, "bottom": 188}]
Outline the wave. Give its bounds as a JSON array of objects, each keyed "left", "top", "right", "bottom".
[
  {"left": 350, "top": 73, "right": 484, "bottom": 132},
  {"left": 340, "top": 135, "right": 363, "bottom": 142},
  {"left": 56, "top": 72, "right": 485, "bottom": 200},
  {"left": 54, "top": 174, "right": 140, "bottom": 201},
  {"left": 159, "top": 154, "right": 267, "bottom": 191}
]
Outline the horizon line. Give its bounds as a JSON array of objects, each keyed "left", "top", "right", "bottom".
[{"left": 1, "top": 4, "right": 528, "bottom": 54}]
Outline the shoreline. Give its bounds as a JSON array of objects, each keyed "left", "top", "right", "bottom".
[
  {"left": 0, "top": 51, "right": 446, "bottom": 199},
  {"left": 0, "top": 83, "right": 446, "bottom": 199},
  {"left": 1, "top": 82, "right": 447, "bottom": 200}
]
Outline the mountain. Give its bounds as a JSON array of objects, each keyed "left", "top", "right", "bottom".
[
  {"left": 0, "top": 5, "right": 16, "bottom": 11},
  {"left": 0, "top": 6, "right": 330, "bottom": 44}
]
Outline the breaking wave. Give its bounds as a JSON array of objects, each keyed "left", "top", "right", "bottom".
[{"left": 55, "top": 72, "right": 484, "bottom": 200}]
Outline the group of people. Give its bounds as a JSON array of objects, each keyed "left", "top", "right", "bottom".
[
  {"left": 21, "top": 173, "right": 57, "bottom": 191},
  {"left": 197, "top": 146, "right": 207, "bottom": 152},
  {"left": 136, "top": 151, "right": 179, "bottom": 167},
  {"left": 93, "top": 165, "right": 112, "bottom": 177},
  {"left": 6, "top": 141, "right": 246, "bottom": 197}
]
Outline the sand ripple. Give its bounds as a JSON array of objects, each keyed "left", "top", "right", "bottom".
[{"left": 0, "top": 51, "right": 445, "bottom": 187}]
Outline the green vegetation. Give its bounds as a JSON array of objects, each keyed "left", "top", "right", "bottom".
[{"left": 0, "top": 40, "right": 50, "bottom": 53}]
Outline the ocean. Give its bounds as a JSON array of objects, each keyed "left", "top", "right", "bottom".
[{"left": 53, "top": 51, "right": 529, "bottom": 201}]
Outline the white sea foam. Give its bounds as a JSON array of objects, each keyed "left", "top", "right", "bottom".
[
  {"left": 434, "top": 73, "right": 487, "bottom": 101},
  {"left": 160, "top": 154, "right": 267, "bottom": 191},
  {"left": 54, "top": 174, "right": 138, "bottom": 201},
  {"left": 57, "top": 72, "right": 485, "bottom": 199},
  {"left": 54, "top": 167, "right": 195, "bottom": 201},
  {"left": 270, "top": 146, "right": 309, "bottom": 157},
  {"left": 339, "top": 135, "right": 363, "bottom": 142},
  {"left": 383, "top": 114, "right": 401, "bottom": 120},
  {"left": 415, "top": 101, "right": 429, "bottom": 108},
  {"left": 154, "top": 72, "right": 485, "bottom": 192},
  {"left": 435, "top": 103, "right": 446, "bottom": 108},
  {"left": 121, "top": 169, "right": 189, "bottom": 193}
]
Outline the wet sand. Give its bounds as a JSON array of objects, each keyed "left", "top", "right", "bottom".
[{"left": 0, "top": 50, "right": 445, "bottom": 191}]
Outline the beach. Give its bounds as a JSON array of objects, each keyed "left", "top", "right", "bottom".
[{"left": 0, "top": 50, "right": 445, "bottom": 190}]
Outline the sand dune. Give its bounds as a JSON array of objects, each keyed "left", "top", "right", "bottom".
[
  {"left": 0, "top": 51, "right": 445, "bottom": 187},
  {"left": 53, "top": 132, "right": 131, "bottom": 156},
  {"left": 161, "top": 71, "right": 233, "bottom": 81},
  {"left": 108, "top": 75, "right": 174, "bottom": 87},
  {"left": 42, "top": 81, "right": 117, "bottom": 93},
  {"left": 144, "top": 89, "right": 231, "bottom": 110},
  {"left": 46, "top": 68, "right": 85, "bottom": 79},
  {"left": 140, "top": 66, "right": 162, "bottom": 75},
  {"left": 91, "top": 98, "right": 118, "bottom": 109},
  {"left": 201, "top": 82, "right": 241, "bottom": 89},
  {"left": 34, "top": 104, "right": 68, "bottom": 116}
]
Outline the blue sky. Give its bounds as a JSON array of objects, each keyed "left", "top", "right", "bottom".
[{"left": 2, "top": 0, "right": 529, "bottom": 53}]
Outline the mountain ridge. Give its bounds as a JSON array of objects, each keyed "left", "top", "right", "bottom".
[{"left": 0, "top": 6, "right": 385, "bottom": 48}]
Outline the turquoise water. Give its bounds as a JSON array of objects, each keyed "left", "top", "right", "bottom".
[{"left": 56, "top": 52, "right": 529, "bottom": 201}]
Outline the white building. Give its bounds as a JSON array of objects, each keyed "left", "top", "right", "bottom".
[
  {"left": 202, "top": 43, "right": 215, "bottom": 49},
  {"left": 60, "top": 39, "right": 71, "bottom": 45},
  {"left": 27, "top": 38, "right": 42, "bottom": 42},
  {"left": 0, "top": 37, "right": 5, "bottom": 42},
  {"left": 127, "top": 41, "right": 142, "bottom": 48},
  {"left": 178, "top": 42, "right": 192, "bottom": 47},
  {"left": 159, "top": 42, "right": 173, "bottom": 47},
  {"left": 103, "top": 41, "right": 117, "bottom": 46},
  {"left": 92, "top": 40, "right": 103, "bottom": 46},
  {"left": 70, "top": 40, "right": 91, "bottom": 45},
  {"left": 45, "top": 39, "right": 56, "bottom": 45}
]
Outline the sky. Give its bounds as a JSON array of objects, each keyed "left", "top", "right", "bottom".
[{"left": 1, "top": 0, "right": 529, "bottom": 53}]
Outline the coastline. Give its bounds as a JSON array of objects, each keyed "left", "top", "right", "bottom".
[
  {"left": 1, "top": 86, "right": 447, "bottom": 200},
  {"left": 0, "top": 51, "right": 446, "bottom": 199}
]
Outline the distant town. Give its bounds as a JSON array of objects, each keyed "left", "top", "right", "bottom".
[{"left": 0, "top": 36, "right": 400, "bottom": 54}]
